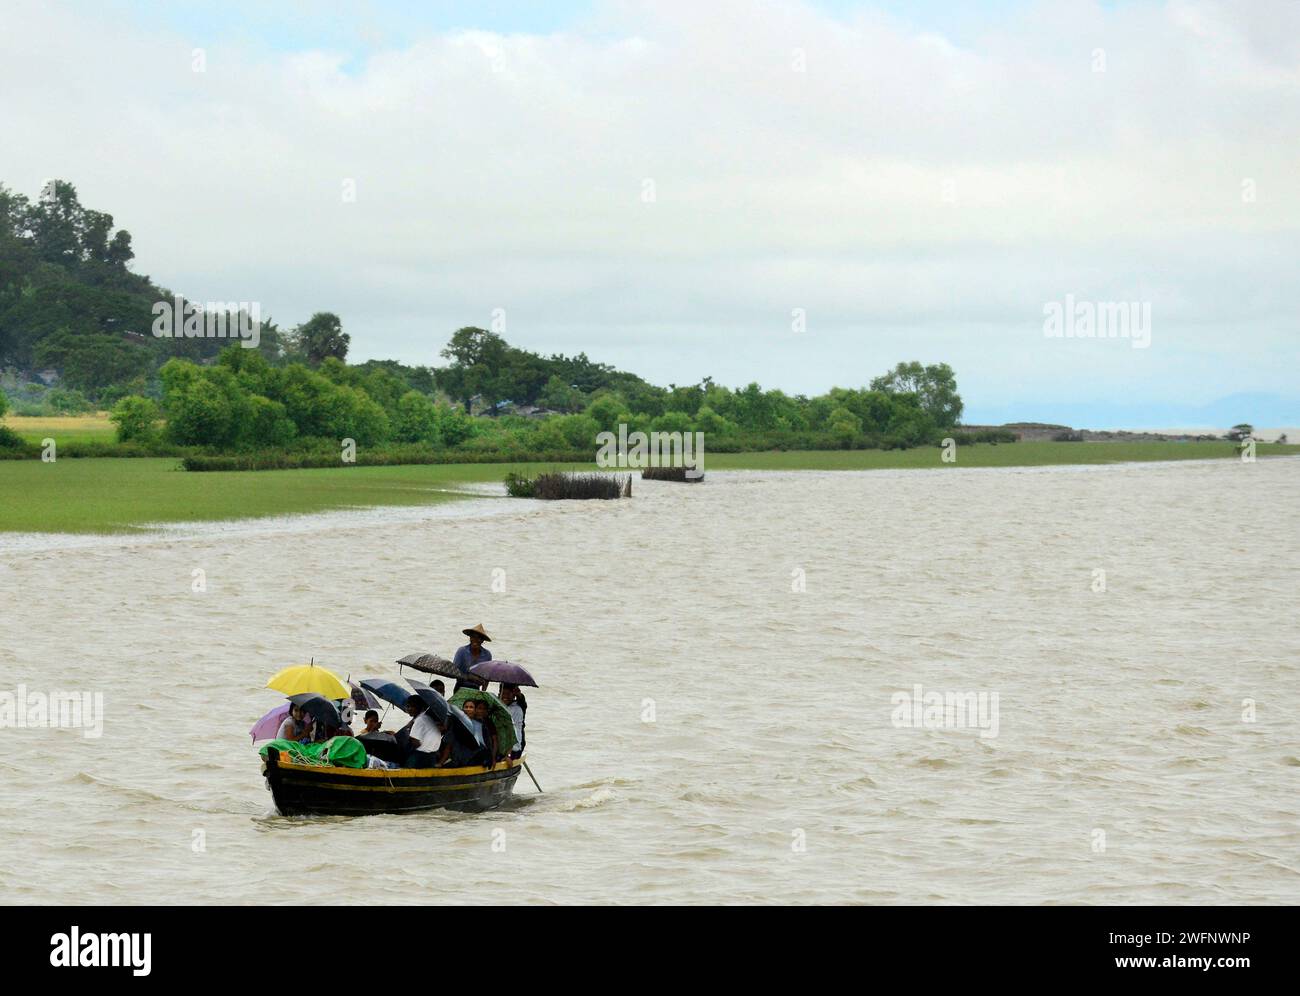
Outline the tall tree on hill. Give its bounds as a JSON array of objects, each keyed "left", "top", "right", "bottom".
[{"left": 440, "top": 327, "right": 507, "bottom": 412}]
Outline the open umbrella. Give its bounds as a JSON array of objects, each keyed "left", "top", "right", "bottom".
[
  {"left": 446, "top": 702, "right": 483, "bottom": 747},
  {"left": 288, "top": 692, "right": 342, "bottom": 729},
  {"left": 407, "top": 679, "right": 483, "bottom": 750},
  {"left": 266, "top": 663, "right": 349, "bottom": 700},
  {"left": 405, "top": 678, "right": 451, "bottom": 723},
  {"left": 449, "top": 688, "right": 516, "bottom": 754},
  {"left": 350, "top": 680, "right": 381, "bottom": 711},
  {"left": 359, "top": 678, "right": 414, "bottom": 710},
  {"left": 249, "top": 703, "right": 290, "bottom": 743},
  {"left": 397, "top": 652, "right": 486, "bottom": 687},
  {"left": 468, "top": 659, "right": 538, "bottom": 688},
  {"left": 356, "top": 731, "right": 404, "bottom": 765}
]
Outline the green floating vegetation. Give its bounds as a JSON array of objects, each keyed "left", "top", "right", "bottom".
[
  {"left": 641, "top": 466, "right": 704, "bottom": 482},
  {"left": 505, "top": 471, "right": 628, "bottom": 500}
]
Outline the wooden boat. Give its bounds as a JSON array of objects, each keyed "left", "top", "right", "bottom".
[{"left": 263, "top": 747, "right": 522, "bottom": 816}]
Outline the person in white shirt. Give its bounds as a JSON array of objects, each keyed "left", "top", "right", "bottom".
[
  {"left": 499, "top": 684, "right": 526, "bottom": 759},
  {"left": 277, "top": 702, "right": 313, "bottom": 743},
  {"left": 402, "top": 696, "right": 450, "bottom": 768}
]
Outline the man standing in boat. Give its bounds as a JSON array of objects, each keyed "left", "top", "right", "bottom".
[{"left": 453, "top": 623, "right": 492, "bottom": 690}]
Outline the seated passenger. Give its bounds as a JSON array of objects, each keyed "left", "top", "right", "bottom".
[
  {"left": 499, "top": 684, "right": 526, "bottom": 759},
  {"left": 403, "top": 696, "right": 451, "bottom": 768},
  {"left": 445, "top": 724, "right": 483, "bottom": 768},
  {"left": 408, "top": 712, "right": 451, "bottom": 769},
  {"left": 464, "top": 700, "right": 499, "bottom": 767},
  {"left": 277, "top": 703, "right": 313, "bottom": 743},
  {"left": 357, "top": 709, "right": 381, "bottom": 736}
]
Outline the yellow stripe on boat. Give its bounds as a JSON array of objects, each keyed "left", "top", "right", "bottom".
[{"left": 269, "top": 757, "right": 522, "bottom": 778}]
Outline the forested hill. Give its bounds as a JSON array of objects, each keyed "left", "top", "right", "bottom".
[
  {"left": 0, "top": 179, "right": 658, "bottom": 411},
  {"left": 0, "top": 179, "right": 303, "bottom": 403},
  {"left": 0, "top": 180, "right": 964, "bottom": 452}
]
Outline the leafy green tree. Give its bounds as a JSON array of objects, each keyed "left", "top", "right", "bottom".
[
  {"left": 435, "top": 403, "right": 474, "bottom": 447},
  {"left": 693, "top": 405, "right": 736, "bottom": 436},
  {"left": 109, "top": 395, "right": 161, "bottom": 443},
  {"left": 651, "top": 410, "right": 694, "bottom": 434},
  {"left": 34, "top": 330, "right": 153, "bottom": 396},
  {"left": 441, "top": 326, "right": 507, "bottom": 369},
  {"left": 585, "top": 392, "right": 631, "bottom": 433},
  {"left": 241, "top": 394, "right": 297, "bottom": 448},
  {"left": 828, "top": 406, "right": 863, "bottom": 445},
  {"left": 870, "top": 361, "right": 963, "bottom": 428},
  {"left": 558, "top": 414, "right": 601, "bottom": 449},
  {"left": 500, "top": 348, "right": 551, "bottom": 404},
  {"left": 0, "top": 386, "right": 8, "bottom": 419},
  {"left": 439, "top": 327, "right": 507, "bottom": 411},
  {"left": 393, "top": 390, "right": 442, "bottom": 444},
  {"left": 1227, "top": 423, "right": 1254, "bottom": 442},
  {"left": 45, "top": 387, "right": 92, "bottom": 414},
  {"left": 545, "top": 350, "right": 618, "bottom": 393},
  {"left": 538, "top": 375, "right": 586, "bottom": 413},
  {"left": 291, "top": 312, "right": 350, "bottom": 365},
  {"left": 166, "top": 378, "right": 236, "bottom": 447},
  {"left": 665, "top": 382, "right": 705, "bottom": 416},
  {"left": 529, "top": 417, "right": 571, "bottom": 452}
]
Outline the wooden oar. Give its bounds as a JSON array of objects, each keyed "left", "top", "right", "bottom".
[{"left": 522, "top": 759, "right": 543, "bottom": 793}]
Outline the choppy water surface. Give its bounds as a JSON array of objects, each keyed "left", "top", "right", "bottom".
[{"left": 1, "top": 458, "right": 1297, "bottom": 904}]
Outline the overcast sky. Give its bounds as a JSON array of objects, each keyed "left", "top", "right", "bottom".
[{"left": 3, "top": 0, "right": 1296, "bottom": 427}]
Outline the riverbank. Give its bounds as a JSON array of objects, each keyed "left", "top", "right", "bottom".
[{"left": 1, "top": 441, "right": 1295, "bottom": 534}]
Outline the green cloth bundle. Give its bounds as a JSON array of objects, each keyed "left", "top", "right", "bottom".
[{"left": 259, "top": 735, "right": 368, "bottom": 768}]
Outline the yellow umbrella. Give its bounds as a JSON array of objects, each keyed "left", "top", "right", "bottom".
[{"left": 266, "top": 663, "right": 349, "bottom": 700}]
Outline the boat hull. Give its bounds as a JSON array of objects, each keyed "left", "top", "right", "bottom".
[{"left": 263, "top": 747, "right": 522, "bottom": 816}]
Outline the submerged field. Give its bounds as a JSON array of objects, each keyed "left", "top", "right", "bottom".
[{"left": 0, "top": 440, "right": 1294, "bottom": 533}]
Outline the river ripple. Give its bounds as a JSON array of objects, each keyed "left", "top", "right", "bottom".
[{"left": 1, "top": 458, "right": 1297, "bottom": 904}]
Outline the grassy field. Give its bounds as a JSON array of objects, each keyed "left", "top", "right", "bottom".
[
  {"left": 3, "top": 413, "right": 116, "bottom": 445},
  {"left": 707, "top": 439, "right": 1299, "bottom": 470},
  {"left": 0, "top": 440, "right": 1294, "bottom": 534},
  {"left": 0, "top": 458, "right": 564, "bottom": 534}
]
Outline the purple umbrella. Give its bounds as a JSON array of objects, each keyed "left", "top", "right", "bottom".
[
  {"left": 468, "top": 659, "right": 538, "bottom": 688},
  {"left": 250, "top": 703, "right": 290, "bottom": 742}
]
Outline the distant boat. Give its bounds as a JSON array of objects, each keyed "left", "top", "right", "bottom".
[{"left": 262, "top": 748, "right": 522, "bottom": 816}]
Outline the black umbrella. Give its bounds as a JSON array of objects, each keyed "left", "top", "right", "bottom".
[
  {"left": 397, "top": 652, "right": 486, "bottom": 688},
  {"left": 356, "top": 731, "right": 403, "bottom": 765},
  {"left": 405, "top": 678, "right": 451, "bottom": 723},
  {"left": 287, "top": 692, "right": 341, "bottom": 729}
]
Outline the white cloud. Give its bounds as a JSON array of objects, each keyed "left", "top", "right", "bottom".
[{"left": 1, "top": 0, "right": 1295, "bottom": 417}]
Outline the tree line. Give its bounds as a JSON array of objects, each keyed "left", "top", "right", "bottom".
[{"left": 1, "top": 179, "right": 970, "bottom": 458}]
